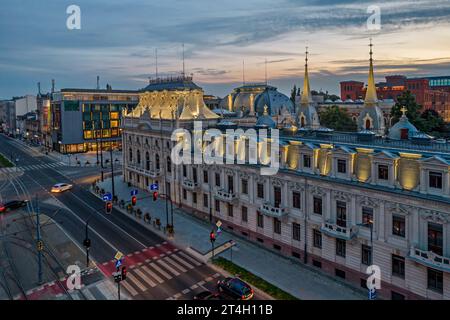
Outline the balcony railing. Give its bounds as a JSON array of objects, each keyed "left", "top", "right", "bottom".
[
  {"left": 321, "top": 221, "right": 358, "bottom": 240},
  {"left": 409, "top": 247, "right": 450, "bottom": 273},
  {"left": 149, "top": 168, "right": 161, "bottom": 178},
  {"left": 182, "top": 178, "right": 198, "bottom": 190},
  {"left": 259, "top": 203, "right": 288, "bottom": 218},
  {"left": 214, "top": 189, "right": 237, "bottom": 203}
]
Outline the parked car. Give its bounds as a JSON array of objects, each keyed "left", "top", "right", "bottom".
[
  {"left": 51, "top": 183, "right": 73, "bottom": 193},
  {"left": 0, "top": 200, "right": 28, "bottom": 213},
  {"left": 193, "top": 291, "right": 221, "bottom": 300},
  {"left": 217, "top": 277, "right": 254, "bottom": 300}
]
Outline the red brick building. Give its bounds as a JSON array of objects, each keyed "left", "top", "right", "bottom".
[{"left": 340, "top": 75, "right": 450, "bottom": 121}]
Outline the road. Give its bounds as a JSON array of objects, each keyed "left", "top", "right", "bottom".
[{"left": 0, "top": 135, "right": 240, "bottom": 300}]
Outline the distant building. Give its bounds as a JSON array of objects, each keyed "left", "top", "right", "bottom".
[
  {"left": 50, "top": 88, "right": 139, "bottom": 153},
  {"left": 203, "top": 95, "right": 221, "bottom": 110},
  {"left": 0, "top": 100, "right": 15, "bottom": 134},
  {"left": 340, "top": 75, "right": 450, "bottom": 121}
]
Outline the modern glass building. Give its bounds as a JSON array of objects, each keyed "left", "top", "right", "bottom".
[{"left": 50, "top": 89, "right": 139, "bottom": 153}]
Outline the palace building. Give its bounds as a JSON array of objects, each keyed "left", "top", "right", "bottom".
[{"left": 122, "top": 44, "right": 450, "bottom": 300}]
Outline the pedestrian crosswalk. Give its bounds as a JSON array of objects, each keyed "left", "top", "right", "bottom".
[
  {"left": 98, "top": 243, "right": 207, "bottom": 298},
  {"left": 0, "top": 162, "right": 65, "bottom": 174}
]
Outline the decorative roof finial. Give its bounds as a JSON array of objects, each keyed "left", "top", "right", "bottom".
[
  {"left": 400, "top": 106, "right": 408, "bottom": 117},
  {"left": 263, "top": 105, "right": 269, "bottom": 115},
  {"left": 364, "top": 38, "right": 378, "bottom": 105},
  {"left": 300, "top": 46, "right": 313, "bottom": 106}
]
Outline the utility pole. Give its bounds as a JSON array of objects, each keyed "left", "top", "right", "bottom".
[
  {"left": 36, "top": 195, "right": 43, "bottom": 284},
  {"left": 83, "top": 220, "right": 91, "bottom": 267},
  {"left": 110, "top": 146, "right": 115, "bottom": 199}
]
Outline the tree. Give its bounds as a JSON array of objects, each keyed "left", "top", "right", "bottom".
[
  {"left": 319, "top": 105, "right": 357, "bottom": 132},
  {"left": 390, "top": 90, "right": 424, "bottom": 130},
  {"left": 420, "top": 109, "right": 446, "bottom": 136},
  {"left": 290, "top": 85, "right": 297, "bottom": 104}
]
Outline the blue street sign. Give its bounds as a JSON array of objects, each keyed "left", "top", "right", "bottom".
[
  {"left": 130, "top": 189, "right": 138, "bottom": 196},
  {"left": 115, "top": 259, "right": 122, "bottom": 269},
  {"left": 150, "top": 183, "right": 159, "bottom": 191},
  {"left": 217, "top": 226, "right": 222, "bottom": 235},
  {"left": 368, "top": 288, "right": 377, "bottom": 300},
  {"left": 102, "top": 192, "right": 112, "bottom": 201}
]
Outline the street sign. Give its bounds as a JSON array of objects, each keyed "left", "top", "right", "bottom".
[
  {"left": 130, "top": 189, "right": 138, "bottom": 196},
  {"left": 102, "top": 192, "right": 112, "bottom": 201},
  {"left": 150, "top": 183, "right": 159, "bottom": 191},
  {"left": 216, "top": 220, "right": 222, "bottom": 228},
  {"left": 114, "top": 251, "right": 124, "bottom": 261},
  {"left": 368, "top": 288, "right": 377, "bottom": 300},
  {"left": 115, "top": 259, "right": 122, "bottom": 269}
]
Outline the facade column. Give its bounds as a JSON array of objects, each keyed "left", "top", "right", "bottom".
[
  {"left": 419, "top": 167, "right": 427, "bottom": 194},
  {"left": 378, "top": 202, "right": 385, "bottom": 241}
]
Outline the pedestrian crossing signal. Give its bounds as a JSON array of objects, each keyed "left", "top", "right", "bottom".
[
  {"left": 106, "top": 201, "right": 113, "bottom": 213},
  {"left": 131, "top": 195, "right": 137, "bottom": 206},
  {"left": 210, "top": 231, "right": 216, "bottom": 243},
  {"left": 152, "top": 191, "right": 158, "bottom": 201}
]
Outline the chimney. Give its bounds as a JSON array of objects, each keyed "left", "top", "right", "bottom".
[{"left": 51, "top": 79, "right": 55, "bottom": 93}]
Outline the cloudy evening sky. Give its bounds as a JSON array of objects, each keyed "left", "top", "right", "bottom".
[{"left": 1, "top": 0, "right": 450, "bottom": 98}]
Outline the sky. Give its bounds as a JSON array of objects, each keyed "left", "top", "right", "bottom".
[{"left": 1, "top": 0, "right": 450, "bottom": 99}]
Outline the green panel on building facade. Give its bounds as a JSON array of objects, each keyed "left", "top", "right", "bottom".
[{"left": 64, "top": 100, "right": 80, "bottom": 111}]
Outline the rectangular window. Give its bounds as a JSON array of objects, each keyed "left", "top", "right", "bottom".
[
  {"left": 337, "top": 159, "right": 347, "bottom": 173},
  {"left": 257, "top": 211, "right": 264, "bottom": 228},
  {"left": 227, "top": 175, "right": 234, "bottom": 193},
  {"left": 429, "top": 171, "right": 443, "bottom": 189},
  {"left": 313, "top": 230, "right": 322, "bottom": 248},
  {"left": 257, "top": 183, "right": 264, "bottom": 199},
  {"left": 241, "top": 179, "right": 248, "bottom": 195},
  {"left": 428, "top": 222, "right": 443, "bottom": 255},
  {"left": 362, "top": 207, "right": 374, "bottom": 226},
  {"left": 274, "top": 186, "right": 281, "bottom": 208},
  {"left": 215, "top": 199, "right": 220, "bottom": 213},
  {"left": 292, "top": 191, "right": 301, "bottom": 209},
  {"left": 227, "top": 204, "right": 233, "bottom": 217},
  {"left": 392, "top": 215, "right": 406, "bottom": 237},
  {"left": 203, "top": 170, "right": 208, "bottom": 183},
  {"left": 427, "top": 268, "right": 443, "bottom": 293},
  {"left": 273, "top": 218, "right": 281, "bottom": 234},
  {"left": 336, "top": 201, "right": 347, "bottom": 228},
  {"left": 303, "top": 155, "right": 311, "bottom": 168},
  {"left": 361, "top": 245, "right": 372, "bottom": 265},
  {"left": 193, "top": 168, "right": 198, "bottom": 184},
  {"left": 335, "top": 269, "right": 346, "bottom": 279},
  {"left": 192, "top": 192, "right": 197, "bottom": 204},
  {"left": 313, "top": 197, "right": 322, "bottom": 215},
  {"left": 182, "top": 165, "right": 187, "bottom": 178},
  {"left": 241, "top": 206, "right": 248, "bottom": 222},
  {"left": 215, "top": 173, "right": 220, "bottom": 187},
  {"left": 182, "top": 189, "right": 187, "bottom": 200},
  {"left": 292, "top": 223, "right": 301, "bottom": 241},
  {"left": 336, "top": 239, "right": 346, "bottom": 258},
  {"left": 392, "top": 254, "right": 405, "bottom": 278},
  {"left": 203, "top": 194, "right": 208, "bottom": 208},
  {"left": 378, "top": 165, "right": 389, "bottom": 180}
]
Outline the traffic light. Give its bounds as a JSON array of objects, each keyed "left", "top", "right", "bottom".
[
  {"left": 83, "top": 238, "right": 91, "bottom": 248},
  {"left": 210, "top": 231, "right": 216, "bottom": 243},
  {"left": 152, "top": 191, "right": 158, "bottom": 201},
  {"left": 105, "top": 201, "right": 113, "bottom": 213},
  {"left": 121, "top": 266, "right": 127, "bottom": 280},
  {"left": 131, "top": 195, "right": 137, "bottom": 206}
]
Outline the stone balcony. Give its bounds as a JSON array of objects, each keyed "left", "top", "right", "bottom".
[
  {"left": 259, "top": 203, "right": 288, "bottom": 218},
  {"left": 214, "top": 189, "right": 237, "bottom": 203},
  {"left": 409, "top": 247, "right": 450, "bottom": 273},
  {"left": 182, "top": 178, "right": 199, "bottom": 190},
  {"left": 149, "top": 168, "right": 161, "bottom": 178},
  {"left": 321, "top": 221, "right": 358, "bottom": 240}
]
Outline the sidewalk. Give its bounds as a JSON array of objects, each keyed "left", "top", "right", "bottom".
[{"left": 96, "top": 176, "right": 366, "bottom": 300}]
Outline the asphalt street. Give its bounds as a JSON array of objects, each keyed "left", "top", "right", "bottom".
[{"left": 0, "top": 135, "right": 237, "bottom": 300}]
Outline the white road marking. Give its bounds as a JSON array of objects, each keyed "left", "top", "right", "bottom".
[
  {"left": 182, "top": 288, "right": 190, "bottom": 294},
  {"left": 149, "top": 262, "right": 172, "bottom": 280},
  {"left": 141, "top": 265, "right": 164, "bottom": 284},
  {"left": 121, "top": 280, "right": 139, "bottom": 296},
  {"left": 170, "top": 253, "right": 194, "bottom": 270},
  {"left": 127, "top": 274, "right": 147, "bottom": 292},
  {"left": 177, "top": 251, "right": 202, "bottom": 266},
  {"left": 156, "top": 259, "right": 180, "bottom": 276},
  {"left": 134, "top": 268, "right": 156, "bottom": 287},
  {"left": 164, "top": 256, "right": 187, "bottom": 273}
]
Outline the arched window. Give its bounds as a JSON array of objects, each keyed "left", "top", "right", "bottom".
[
  {"left": 365, "top": 119, "right": 371, "bottom": 130},
  {"left": 146, "top": 152, "right": 150, "bottom": 171},
  {"left": 137, "top": 149, "right": 141, "bottom": 164},
  {"left": 167, "top": 156, "right": 172, "bottom": 173},
  {"left": 129, "top": 148, "right": 133, "bottom": 162},
  {"left": 156, "top": 154, "right": 160, "bottom": 170}
]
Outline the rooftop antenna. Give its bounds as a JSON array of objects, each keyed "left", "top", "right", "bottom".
[
  {"left": 155, "top": 48, "right": 159, "bottom": 79},
  {"left": 242, "top": 60, "right": 245, "bottom": 86},
  {"left": 51, "top": 79, "right": 55, "bottom": 93},
  {"left": 182, "top": 43, "right": 185, "bottom": 77},
  {"left": 96, "top": 76, "right": 100, "bottom": 90},
  {"left": 265, "top": 58, "right": 268, "bottom": 85},
  {"left": 37, "top": 82, "right": 41, "bottom": 95}
]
